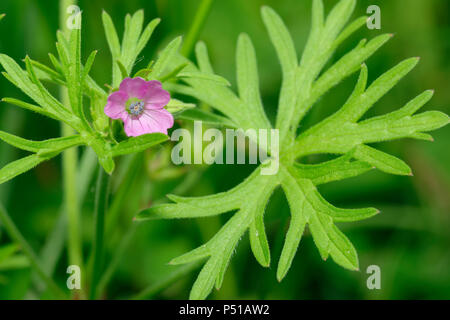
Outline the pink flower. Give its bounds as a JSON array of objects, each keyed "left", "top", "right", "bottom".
[{"left": 104, "top": 77, "right": 173, "bottom": 136}]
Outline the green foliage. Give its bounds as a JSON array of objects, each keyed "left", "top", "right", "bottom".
[
  {"left": 0, "top": 11, "right": 189, "bottom": 183},
  {"left": 0, "top": 244, "right": 29, "bottom": 272},
  {"left": 136, "top": 0, "right": 449, "bottom": 299}
]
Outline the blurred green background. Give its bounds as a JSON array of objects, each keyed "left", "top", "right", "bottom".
[{"left": 0, "top": 0, "right": 449, "bottom": 299}]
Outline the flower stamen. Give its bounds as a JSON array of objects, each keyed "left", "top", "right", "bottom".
[{"left": 128, "top": 100, "right": 145, "bottom": 116}]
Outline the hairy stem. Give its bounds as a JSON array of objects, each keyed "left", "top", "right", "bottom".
[
  {"left": 89, "top": 167, "right": 110, "bottom": 299},
  {"left": 59, "top": 0, "right": 83, "bottom": 279}
]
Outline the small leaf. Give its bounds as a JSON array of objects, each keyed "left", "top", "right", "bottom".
[
  {"left": 0, "top": 154, "right": 48, "bottom": 185},
  {"left": 189, "top": 257, "right": 220, "bottom": 300},
  {"left": 249, "top": 210, "right": 271, "bottom": 267},
  {"left": 121, "top": 10, "right": 144, "bottom": 71},
  {"left": 23, "top": 56, "right": 74, "bottom": 123},
  {"left": 0, "top": 131, "right": 83, "bottom": 154},
  {"left": 116, "top": 59, "right": 129, "bottom": 79},
  {"left": 333, "top": 15, "right": 367, "bottom": 49},
  {"left": 136, "top": 203, "right": 220, "bottom": 221},
  {"left": 293, "top": 154, "right": 373, "bottom": 185},
  {"left": 150, "top": 36, "right": 183, "bottom": 79},
  {"left": 169, "top": 246, "right": 210, "bottom": 265},
  {"left": 236, "top": 33, "right": 270, "bottom": 129},
  {"left": 344, "top": 57, "right": 420, "bottom": 122},
  {"left": 278, "top": 173, "right": 308, "bottom": 281},
  {"left": 178, "top": 71, "right": 230, "bottom": 86},
  {"left": 0, "top": 254, "right": 30, "bottom": 271},
  {"left": 136, "top": 18, "right": 160, "bottom": 55},
  {"left": 102, "top": 11, "right": 121, "bottom": 59},
  {"left": 1, "top": 97, "right": 61, "bottom": 121},
  {"left": 0, "top": 244, "right": 19, "bottom": 262},
  {"left": 311, "top": 34, "right": 391, "bottom": 106},
  {"left": 354, "top": 144, "right": 412, "bottom": 176},
  {"left": 159, "top": 63, "right": 188, "bottom": 82},
  {"left": 28, "top": 58, "right": 63, "bottom": 83},
  {"left": 82, "top": 50, "right": 97, "bottom": 81},
  {"left": 0, "top": 54, "right": 64, "bottom": 119},
  {"left": 261, "top": 6, "right": 297, "bottom": 75},
  {"left": 322, "top": 0, "right": 356, "bottom": 45},
  {"left": 195, "top": 42, "right": 214, "bottom": 74}
]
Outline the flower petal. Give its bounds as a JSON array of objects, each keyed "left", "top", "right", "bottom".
[
  {"left": 142, "top": 80, "right": 171, "bottom": 109},
  {"left": 119, "top": 77, "right": 148, "bottom": 99},
  {"left": 104, "top": 91, "right": 128, "bottom": 120},
  {"left": 143, "top": 109, "right": 174, "bottom": 134},
  {"left": 123, "top": 109, "right": 174, "bottom": 137},
  {"left": 123, "top": 115, "right": 147, "bottom": 137}
]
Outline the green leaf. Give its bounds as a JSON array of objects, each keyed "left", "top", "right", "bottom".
[
  {"left": 0, "top": 131, "right": 83, "bottom": 154},
  {"left": 159, "top": 63, "right": 188, "bottom": 82},
  {"left": 195, "top": 41, "right": 214, "bottom": 74},
  {"left": 67, "top": 26, "right": 86, "bottom": 123},
  {"left": 322, "top": 0, "right": 356, "bottom": 45},
  {"left": 150, "top": 36, "right": 183, "bottom": 80},
  {"left": 261, "top": 6, "right": 297, "bottom": 77},
  {"left": 293, "top": 153, "right": 373, "bottom": 185},
  {"left": 116, "top": 59, "right": 129, "bottom": 79},
  {"left": 121, "top": 10, "right": 144, "bottom": 71},
  {"left": 178, "top": 71, "right": 230, "bottom": 86},
  {"left": 135, "top": 1, "right": 449, "bottom": 300},
  {"left": 308, "top": 212, "right": 359, "bottom": 270},
  {"left": 310, "top": 34, "right": 392, "bottom": 107},
  {"left": 261, "top": 6, "right": 298, "bottom": 137},
  {"left": 0, "top": 54, "right": 70, "bottom": 122},
  {"left": 169, "top": 246, "right": 210, "bottom": 266},
  {"left": 82, "top": 50, "right": 98, "bottom": 81},
  {"left": 277, "top": 170, "right": 308, "bottom": 281},
  {"left": 0, "top": 254, "right": 30, "bottom": 271},
  {"left": 102, "top": 11, "right": 121, "bottom": 59},
  {"left": 353, "top": 145, "right": 412, "bottom": 176},
  {"left": 136, "top": 18, "right": 160, "bottom": 55},
  {"left": 0, "top": 244, "right": 19, "bottom": 262},
  {"left": 0, "top": 154, "right": 48, "bottom": 185},
  {"left": 236, "top": 33, "right": 271, "bottom": 130},
  {"left": 137, "top": 176, "right": 250, "bottom": 221},
  {"left": 28, "top": 58, "right": 64, "bottom": 84},
  {"left": 342, "top": 57, "right": 420, "bottom": 122},
  {"left": 249, "top": 202, "right": 271, "bottom": 268},
  {"left": 110, "top": 133, "right": 168, "bottom": 157},
  {"left": 1, "top": 97, "right": 62, "bottom": 121},
  {"left": 23, "top": 56, "right": 76, "bottom": 125}
]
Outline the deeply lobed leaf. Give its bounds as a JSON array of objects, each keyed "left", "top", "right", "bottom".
[{"left": 136, "top": 0, "right": 449, "bottom": 300}]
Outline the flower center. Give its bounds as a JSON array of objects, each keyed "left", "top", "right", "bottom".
[{"left": 126, "top": 98, "right": 145, "bottom": 116}]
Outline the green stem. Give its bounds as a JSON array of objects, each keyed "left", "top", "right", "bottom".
[
  {"left": 59, "top": 0, "right": 83, "bottom": 278},
  {"left": 105, "top": 154, "right": 143, "bottom": 237},
  {"left": 61, "top": 127, "right": 83, "bottom": 265},
  {"left": 180, "top": 0, "right": 215, "bottom": 57},
  {"left": 97, "top": 224, "right": 137, "bottom": 297},
  {"left": 0, "top": 202, "right": 67, "bottom": 299},
  {"left": 89, "top": 167, "right": 110, "bottom": 299}
]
